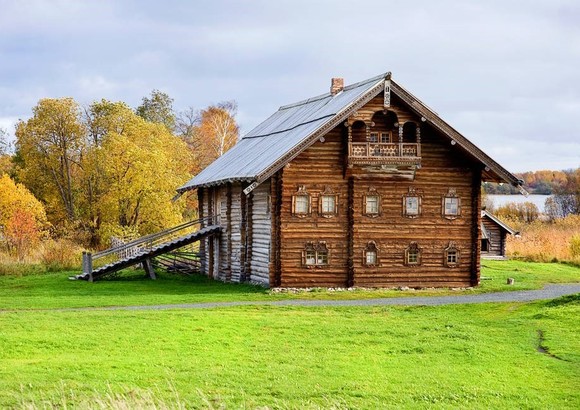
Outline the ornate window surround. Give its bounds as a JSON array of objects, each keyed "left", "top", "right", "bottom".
[
  {"left": 302, "top": 241, "right": 330, "bottom": 268},
  {"left": 403, "top": 187, "right": 422, "bottom": 218},
  {"left": 363, "top": 186, "right": 382, "bottom": 218},
  {"left": 442, "top": 188, "right": 461, "bottom": 220},
  {"left": 444, "top": 241, "right": 460, "bottom": 267},
  {"left": 363, "top": 241, "right": 379, "bottom": 267},
  {"left": 291, "top": 185, "right": 311, "bottom": 217},
  {"left": 319, "top": 186, "right": 339, "bottom": 218},
  {"left": 405, "top": 242, "right": 422, "bottom": 266}
]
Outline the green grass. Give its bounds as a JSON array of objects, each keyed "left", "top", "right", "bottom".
[
  {"left": 0, "top": 298, "right": 578, "bottom": 408},
  {"left": 0, "top": 260, "right": 578, "bottom": 310}
]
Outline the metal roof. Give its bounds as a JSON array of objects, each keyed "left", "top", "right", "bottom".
[
  {"left": 178, "top": 71, "right": 522, "bottom": 193},
  {"left": 177, "top": 73, "right": 387, "bottom": 192}
]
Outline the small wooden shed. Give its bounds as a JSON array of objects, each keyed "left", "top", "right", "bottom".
[{"left": 481, "top": 210, "right": 518, "bottom": 259}]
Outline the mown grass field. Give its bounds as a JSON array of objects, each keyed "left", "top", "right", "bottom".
[
  {"left": 1, "top": 260, "right": 579, "bottom": 310},
  {"left": 0, "top": 260, "right": 579, "bottom": 408}
]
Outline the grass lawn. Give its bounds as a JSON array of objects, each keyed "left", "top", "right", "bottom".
[
  {"left": 0, "top": 297, "right": 578, "bottom": 408},
  {"left": 0, "top": 260, "right": 578, "bottom": 408},
  {"left": 0, "top": 260, "right": 578, "bottom": 310}
]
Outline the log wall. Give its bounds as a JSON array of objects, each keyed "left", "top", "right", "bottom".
[
  {"left": 250, "top": 181, "right": 271, "bottom": 285},
  {"left": 278, "top": 93, "right": 482, "bottom": 288}
]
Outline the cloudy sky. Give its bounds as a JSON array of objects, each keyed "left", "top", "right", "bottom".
[{"left": 1, "top": 0, "right": 578, "bottom": 172}]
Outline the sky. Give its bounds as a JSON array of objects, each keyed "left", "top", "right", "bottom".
[{"left": 0, "top": 0, "right": 578, "bottom": 173}]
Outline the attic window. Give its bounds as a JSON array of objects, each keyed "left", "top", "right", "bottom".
[
  {"left": 319, "top": 186, "right": 338, "bottom": 217},
  {"left": 303, "top": 241, "right": 329, "bottom": 267},
  {"left": 403, "top": 187, "right": 422, "bottom": 218},
  {"left": 444, "top": 242, "right": 460, "bottom": 267},
  {"left": 292, "top": 185, "right": 311, "bottom": 217},
  {"left": 363, "top": 187, "right": 381, "bottom": 217},
  {"left": 442, "top": 188, "right": 461, "bottom": 220}
]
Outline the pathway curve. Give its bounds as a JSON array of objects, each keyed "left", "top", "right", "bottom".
[{"left": 69, "top": 283, "right": 580, "bottom": 311}]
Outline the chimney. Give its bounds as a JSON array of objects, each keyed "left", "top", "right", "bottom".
[{"left": 330, "top": 77, "right": 344, "bottom": 95}]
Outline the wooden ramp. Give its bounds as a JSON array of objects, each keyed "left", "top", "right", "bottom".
[{"left": 71, "top": 218, "right": 220, "bottom": 281}]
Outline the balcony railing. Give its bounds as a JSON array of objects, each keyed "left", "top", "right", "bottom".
[{"left": 348, "top": 142, "right": 421, "bottom": 165}]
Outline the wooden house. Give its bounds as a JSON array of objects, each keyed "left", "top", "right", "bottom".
[
  {"left": 177, "top": 72, "right": 524, "bottom": 288},
  {"left": 481, "top": 210, "right": 518, "bottom": 259}
]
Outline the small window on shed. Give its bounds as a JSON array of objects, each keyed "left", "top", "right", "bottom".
[
  {"left": 405, "top": 242, "right": 421, "bottom": 266},
  {"left": 403, "top": 187, "right": 422, "bottom": 218},
  {"left": 442, "top": 188, "right": 461, "bottom": 220},
  {"left": 292, "top": 185, "right": 311, "bottom": 217},
  {"left": 363, "top": 187, "right": 381, "bottom": 217},
  {"left": 364, "top": 241, "right": 379, "bottom": 267},
  {"left": 302, "top": 241, "right": 329, "bottom": 267},
  {"left": 319, "top": 186, "right": 338, "bottom": 217},
  {"left": 444, "top": 242, "right": 460, "bottom": 267}
]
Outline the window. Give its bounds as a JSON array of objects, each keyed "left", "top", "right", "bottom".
[
  {"left": 405, "top": 242, "right": 421, "bottom": 266},
  {"left": 369, "top": 132, "right": 378, "bottom": 143},
  {"left": 364, "top": 241, "right": 379, "bottom": 266},
  {"left": 302, "top": 242, "right": 329, "bottom": 267},
  {"left": 444, "top": 242, "right": 460, "bottom": 267},
  {"left": 319, "top": 186, "right": 338, "bottom": 217},
  {"left": 292, "top": 185, "right": 311, "bottom": 217},
  {"left": 442, "top": 188, "right": 461, "bottom": 220},
  {"left": 403, "top": 187, "right": 422, "bottom": 218},
  {"left": 363, "top": 187, "right": 381, "bottom": 217},
  {"left": 380, "top": 132, "right": 391, "bottom": 143}
]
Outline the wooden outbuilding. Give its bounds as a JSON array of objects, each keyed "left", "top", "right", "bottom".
[
  {"left": 481, "top": 210, "right": 518, "bottom": 259},
  {"left": 178, "top": 72, "right": 524, "bottom": 288}
]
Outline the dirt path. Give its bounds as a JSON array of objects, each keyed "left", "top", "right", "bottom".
[{"left": 62, "top": 283, "right": 580, "bottom": 311}]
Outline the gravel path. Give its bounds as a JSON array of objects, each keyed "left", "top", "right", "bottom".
[{"left": 66, "top": 283, "right": 580, "bottom": 312}]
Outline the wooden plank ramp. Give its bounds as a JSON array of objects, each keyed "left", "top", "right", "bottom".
[{"left": 70, "top": 220, "right": 220, "bottom": 281}]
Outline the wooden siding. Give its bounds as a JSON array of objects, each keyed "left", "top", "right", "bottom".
[
  {"left": 278, "top": 93, "right": 481, "bottom": 288},
  {"left": 482, "top": 216, "right": 506, "bottom": 256},
  {"left": 250, "top": 181, "right": 271, "bottom": 285}
]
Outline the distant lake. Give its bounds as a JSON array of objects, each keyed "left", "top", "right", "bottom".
[{"left": 487, "top": 194, "right": 552, "bottom": 213}]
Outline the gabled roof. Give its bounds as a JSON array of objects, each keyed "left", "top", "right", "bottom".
[
  {"left": 482, "top": 210, "right": 519, "bottom": 235},
  {"left": 178, "top": 72, "right": 522, "bottom": 193}
]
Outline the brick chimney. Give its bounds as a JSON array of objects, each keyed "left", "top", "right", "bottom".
[{"left": 330, "top": 77, "right": 344, "bottom": 95}]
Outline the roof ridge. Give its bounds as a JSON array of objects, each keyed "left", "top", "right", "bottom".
[{"left": 279, "top": 71, "right": 389, "bottom": 110}]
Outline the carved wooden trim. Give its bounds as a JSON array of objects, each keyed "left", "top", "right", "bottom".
[
  {"left": 363, "top": 240, "right": 379, "bottom": 267},
  {"left": 442, "top": 188, "right": 461, "bottom": 220},
  {"left": 405, "top": 242, "right": 422, "bottom": 266},
  {"left": 403, "top": 186, "right": 422, "bottom": 218},
  {"left": 319, "top": 185, "right": 339, "bottom": 218},
  {"left": 363, "top": 186, "right": 382, "bottom": 218},
  {"left": 444, "top": 241, "right": 460, "bottom": 268},
  {"left": 291, "top": 185, "right": 311, "bottom": 217},
  {"left": 302, "top": 241, "right": 330, "bottom": 268}
]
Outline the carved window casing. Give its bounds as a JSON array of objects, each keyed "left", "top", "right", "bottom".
[
  {"left": 363, "top": 187, "right": 381, "bottom": 217},
  {"left": 292, "top": 185, "right": 311, "bottom": 217},
  {"left": 444, "top": 242, "right": 460, "bottom": 267},
  {"left": 405, "top": 242, "right": 422, "bottom": 266},
  {"left": 302, "top": 241, "right": 329, "bottom": 267},
  {"left": 319, "top": 186, "right": 338, "bottom": 217},
  {"left": 442, "top": 188, "right": 461, "bottom": 219},
  {"left": 364, "top": 241, "right": 379, "bottom": 267},
  {"left": 403, "top": 187, "right": 422, "bottom": 218}
]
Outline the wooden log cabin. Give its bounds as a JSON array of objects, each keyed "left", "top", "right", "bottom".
[
  {"left": 177, "top": 72, "right": 524, "bottom": 288},
  {"left": 481, "top": 210, "right": 518, "bottom": 259}
]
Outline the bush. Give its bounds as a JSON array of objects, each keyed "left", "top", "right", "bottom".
[
  {"left": 570, "top": 234, "right": 580, "bottom": 258},
  {"left": 39, "top": 239, "right": 83, "bottom": 272}
]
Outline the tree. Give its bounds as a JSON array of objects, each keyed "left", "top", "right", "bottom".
[
  {"left": 15, "top": 98, "right": 86, "bottom": 222},
  {"left": 0, "top": 127, "right": 14, "bottom": 176},
  {"left": 136, "top": 90, "right": 176, "bottom": 132},
  {"left": 179, "top": 101, "right": 239, "bottom": 171},
  {"left": 552, "top": 168, "right": 579, "bottom": 216},
  {"left": 0, "top": 174, "right": 48, "bottom": 259},
  {"left": 95, "top": 114, "right": 194, "bottom": 240}
]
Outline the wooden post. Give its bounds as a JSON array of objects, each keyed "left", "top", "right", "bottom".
[
  {"left": 142, "top": 258, "right": 156, "bottom": 279},
  {"left": 87, "top": 252, "right": 93, "bottom": 282},
  {"left": 347, "top": 177, "right": 355, "bottom": 287},
  {"left": 470, "top": 170, "right": 482, "bottom": 286}
]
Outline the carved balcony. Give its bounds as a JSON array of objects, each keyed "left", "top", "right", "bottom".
[{"left": 348, "top": 142, "right": 421, "bottom": 167}]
